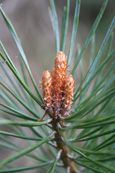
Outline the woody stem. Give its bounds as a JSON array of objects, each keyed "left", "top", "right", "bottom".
[{"left": 51, "top": 119, "right": 77, "bottom": 173}]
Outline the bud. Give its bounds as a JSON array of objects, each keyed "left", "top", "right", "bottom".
[
  {"left": 63, "top": 74, "right": 74, "bottom": 111},
  {"left": 42, "top": 70, "right": 52, "bottom": 109},
  {"left": 53, "top": 52, "right": 67, "bottom": 116}
]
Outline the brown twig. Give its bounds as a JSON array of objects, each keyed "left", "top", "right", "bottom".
[
  {"left": 38, "top": 112, "right": 47, "bottom": 122},
  {"left": 51, "top": 118, "right": 77, "bottom": 173}
]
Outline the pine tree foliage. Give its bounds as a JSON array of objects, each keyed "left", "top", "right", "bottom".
[{"left": 0, "top": 0, "right": 115, "bottom": 172}]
